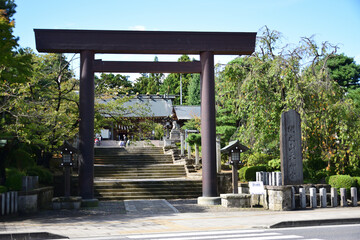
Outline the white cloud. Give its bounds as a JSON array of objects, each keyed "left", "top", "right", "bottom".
[{"left": 129, "top": 25, "right": 146, "bottom": 31}]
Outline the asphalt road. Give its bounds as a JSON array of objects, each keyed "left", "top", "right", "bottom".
[
  {"left": 67, "top": 224, "right": 360, "bottom": 240},
  {"left": 268, "top": 224, "right": 360, "bottom": 240}
]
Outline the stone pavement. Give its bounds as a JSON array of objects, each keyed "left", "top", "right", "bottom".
[{"left": 1, "top": 199, "right": 360, "bottom": 239}]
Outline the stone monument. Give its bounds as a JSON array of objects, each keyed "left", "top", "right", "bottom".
[{"left": 280, "top": 109, "right": 303, "bottom": 185}]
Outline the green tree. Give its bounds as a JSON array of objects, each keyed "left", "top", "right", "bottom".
[
  {"left": 187, "top": 74, "right": 200, "bottom": 105},
  {"left": 0, "top": 0, "right": 32, "bottom": 185},
  {"left": 160, "top": 55, "right": 192, "bottom": 105},
  {"left": 133, "top": 56, "right": 164, "bottom": 94},
  {"left": 5, "top": 53, "right": 79, "bottom": 167},
  {"left": 95, "top": 73, "right": 132, "bottom": 95},
  {"left": 326, "top": 54, "right": 360, "bottom": 90},
  {"left": 216, "top": 26, "right": 360, "bottom": 179}
]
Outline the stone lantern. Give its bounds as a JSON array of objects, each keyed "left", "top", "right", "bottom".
[
  {"left": 60, "top": 142, "right": 77, "bottom": 197},
  {"left": 221, "top": 140, "right": 249, "bottom": 194}
]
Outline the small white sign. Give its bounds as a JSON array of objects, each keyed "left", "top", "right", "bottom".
[{"left": 249, "top": 181, "right": 265, "bottom": 195}]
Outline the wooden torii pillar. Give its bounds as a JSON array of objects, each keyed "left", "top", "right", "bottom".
[{"left": 34, "top": 29, "right": 256, "bottom": 205}]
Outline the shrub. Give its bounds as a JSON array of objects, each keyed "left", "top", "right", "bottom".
[
  {"left": 246, "top": 152, "right": 272, "bottom": 166},
  {"left": 5, "top": 168, "right": 25, "bottom": 191},
  {"left": 239, "top": 167, "right": 248, "bottom": 182},
  {"left": 6, "top": 148, "right": 35, "bottom": 170},
  {"left": 26, "top": 165, "right": 53, "bottom": 185},
  {"left": 353, "top": 177, "right": 360, "bottom": 189},
  {"left": 239, "top": 165, "right": 268, "bottom": 182},
  {"left": 268, "top": 158, "right": 281, "bottom": 171},
  {"left": 186, "top": 134, "right": 201, "bottom": 146},
  {"left": 0, "top": 185, "right": 7, "bottom": 193},
  {"left": 328, "top": 175, "right": 357, "bottom": 195}
]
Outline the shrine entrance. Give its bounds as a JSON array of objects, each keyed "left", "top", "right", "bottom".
[{"left": 34, "top": 29, "right": 256, "bottom": 203}]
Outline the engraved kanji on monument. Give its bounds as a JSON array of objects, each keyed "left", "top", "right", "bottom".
[{"left": 280, "top": 109, "right": 303, "bottom": 185}]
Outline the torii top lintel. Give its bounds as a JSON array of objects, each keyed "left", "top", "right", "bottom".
[{"left": 34, "top": 29, "right": 256, "bottom": 55}]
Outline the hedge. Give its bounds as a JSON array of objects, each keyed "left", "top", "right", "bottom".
[
  {"left": 239, "top": 165, "right": 268, "bottom": 182},
  {"left": 353, "top": 177, "right": 360, "bottom": 188},
  {"left": 328, "top": 175, "right": 357, "bottom": 195},
  {"left": 26, "top": 165, "right": 53, "bottom": 185},
  {"left": 5, "top": 168, "right": 25, "bottom": 191},
  {"left": 239, "top": 167, "right": 248, "bottom": 182},
  {"left": 0, "top": 185, "right": 7, "bottom": 193}
]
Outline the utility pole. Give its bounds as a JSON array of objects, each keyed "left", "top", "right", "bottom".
[{"left": 180, "top": 74, "right": 183, "bottom": 105}]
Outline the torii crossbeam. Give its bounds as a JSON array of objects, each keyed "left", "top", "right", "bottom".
[{"left": 34, "top": 29, "right": 256, "bottom": 204}]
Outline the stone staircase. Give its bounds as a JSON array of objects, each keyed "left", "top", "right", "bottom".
[{"left": 94, "top": 146, "right": 202, "bottom": 200}]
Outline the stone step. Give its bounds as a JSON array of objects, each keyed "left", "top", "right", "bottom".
[
  {"left": 95, "top": 155, "right": 167, "bottom": 158},
  {"left": 94, "top": 174, "right": 186, "bottom": 179},
  {"left": 94, "top": 187, "right": 201, "bottom": 192},
  {"left": 94, "top": 181, "right": 202, "bottom": 188},
  {"left": 94, "top": 180, "right": 202, "bottom": 200},
  {"left": 94, "top": 161, "right": 173, "bottom": 166},
  {"left": 93, "top": 146, "right": 199, "bottom": 200},
  {"left": 96, "top": 194, "right": 201, "bottom": 200},
  {"left": 94, "top": 165, "right": 185, "bottom": 170},
  {"left": 94, "top": 148, "right": 164, "bottom": 155},
  {"left": 94, "top": 170, "right": 186, "bottom": 175}
]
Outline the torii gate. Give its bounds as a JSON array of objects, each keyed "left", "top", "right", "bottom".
[{"left": 34, "top": 29, "right": 256, "bottom": 205}]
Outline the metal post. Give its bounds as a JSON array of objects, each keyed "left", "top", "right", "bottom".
[
  {"left": 180, "top": 75, "right": 182, "bottom": 105},
  {"left": 200, "top": 51, "right": 217, "bottom": 197},
  {"left": 79, "top": 50, "right": 95, "bottom": 200}
]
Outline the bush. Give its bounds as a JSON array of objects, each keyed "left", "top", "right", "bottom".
[
  {"left": 186, "top": 134, "right": 201, "bottom": 146},
  {"left": 328, "top": 175, "right": 357, "bottom": 195},
  {"left": 5, "top": 168, "right": 25, "bottom": 191},
  {"left": 268, "top": 158, "right": 281, "bottom": 171},
  {"left": 26, "top": 165, "right": 53, "bottom": 185},
  {"left": 239, "top": 167, "right": 248, "bottom": 182},
  {"left": 239, "top": 165, "right": 268, "bottom": 182},
  {"left": 6, "top": 147, "right": 35, "bottom": 170},
  {"left": 0, "top": 185, "right": 7, "bottom": 193},
  {"left": 246, "top": 152, "right": 272, "bottom": 166},
  {"left": 353, "top": 177, "right": 360, "bottom": 189}
]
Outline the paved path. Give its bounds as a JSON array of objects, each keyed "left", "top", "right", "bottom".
[{"left": 1, "top": 199, "right": 360, "bottom": 239}]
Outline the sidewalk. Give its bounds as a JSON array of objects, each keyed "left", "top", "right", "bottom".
[{"left": 1, "top": 199, "right": 360, "bottom": 239}]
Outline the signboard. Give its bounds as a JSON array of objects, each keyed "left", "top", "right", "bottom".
[
  {"left": 100, "top": 129, "right": 110, "bottom": 139},
  {"left": 249, "top": 181, "right": 265, "bottom": 195}
]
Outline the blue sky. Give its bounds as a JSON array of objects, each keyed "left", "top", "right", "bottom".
[{"left": 12, "top": 0, "right": 360, "bottom": 79}]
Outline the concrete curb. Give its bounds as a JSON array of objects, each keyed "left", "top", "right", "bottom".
[{"left": 269, "top": 218, "right": 360, "bottom": 228}]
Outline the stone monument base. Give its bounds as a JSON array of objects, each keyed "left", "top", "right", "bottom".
[
  {"left": 81, "top": 198, "right": 99, "bottom": 207},
  {"left": 197, "top": 196, "right": 221, "bottom": 206},
  {"left": 220, "top": 194, "right": 251, "bottom": 208},
  {"left": 265, "top": 185, "right": 292, "bottom": 211}
]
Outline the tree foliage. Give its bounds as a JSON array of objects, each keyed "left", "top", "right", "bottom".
[
  {"left": 216, "top": 26, "right": 360, "bottom": 178},
  {"left": 0, "top": 0, "right": 32, "bottom": 184},
  {"left": 160, "top": 55, "right": 194, "bottom": 105},
  {"left": 133, "top": 57, "right": 164, "bottom": 95},
  {"left": 326, "top": 54, "right": 360, "bottom": 90},
  {"left": 4, "top": 53, "right": 79, "bottom": 167}
]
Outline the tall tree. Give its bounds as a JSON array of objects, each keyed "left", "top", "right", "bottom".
[
  {"left": 160, "top": 55, "right": 192, "bottom": 105},
  {"left": 326, "top": 54, "right": 360, "bottom": 90},
  {"left": 95, "top": 73, "right": 132, "bottom": 95},
  {"left": 187, "top": 74, "right": 200, "bottom": 105},
  {"left": 0, "top": 0, "right": 32, "bottom": 184},
  {"left": 133, "top": 56, "right": 164, "bottom": 94},
  {"left": 216, "top": 26, "right": 360, "bottom": 179},
  {"left": 5, "top": 53, "right": 79, "bottom": 167}
]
